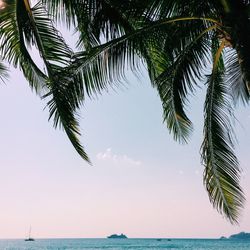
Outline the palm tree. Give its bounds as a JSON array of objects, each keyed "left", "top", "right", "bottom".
[
  {"left": 1, "top": 0, "right": 249, "bottom": 223},
  {"left": 0, "top": 0, "right": 91, "bottom": 162}
]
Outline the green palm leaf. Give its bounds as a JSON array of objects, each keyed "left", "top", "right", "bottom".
[
  {"left": 226, "top": 49, "right": 250, "bottom": 104},
  {"left": 150, "top": 24, "right": 213, "bottom": 142},
  {"left": 42, "top": 0, "right": 135, "bottom": 49},
  {"left": 202, "top": 38, "right": 245, "bottom": 223},
  {"left": 0, "top": 0, "right": 47, "bottom": 93},
  {"left": 28, "top": 1, "right": 90, "bottom": 162},
  {"left": 68, "top": 17, "right": 217, "bottom": 96}
]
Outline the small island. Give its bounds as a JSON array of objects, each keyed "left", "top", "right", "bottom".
[
  {"left": 219, "top": 236, "right": 227, "bottom": 240},
  {"left": 229, "top": 232, "right": 250, "bottom": 240},
  {"left": 107, "top": 233, "right": 128, "bottom": 239},
  {"left": 219, "top": 232, "right": 250, "bottom": 240}
]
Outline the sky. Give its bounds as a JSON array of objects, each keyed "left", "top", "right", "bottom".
[{"left": 0, "top": 7, "right": 250, "bottom": 239}]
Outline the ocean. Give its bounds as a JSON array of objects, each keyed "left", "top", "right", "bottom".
[{"left": 0, "top": 238, "right": 250, "bottom": 250}]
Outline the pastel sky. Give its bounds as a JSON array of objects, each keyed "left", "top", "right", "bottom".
[{"left": 0, "top": 13, "right": 249, "bottom": 239}]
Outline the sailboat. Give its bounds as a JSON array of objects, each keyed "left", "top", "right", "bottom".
[{"left": 25, "top": 226, "right": 35, "bottom": 241}]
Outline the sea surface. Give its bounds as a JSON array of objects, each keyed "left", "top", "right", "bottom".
[{"left": 0, "top": 238, "right": 250, "bottom": 250}]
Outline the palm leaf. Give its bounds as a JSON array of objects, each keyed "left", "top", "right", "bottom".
[
  {"left": 202, "top": 38, "right": 245, "bottom": 223},
  {"left": 42, "top": 0, "right": 136, "bottom": 49},
  {"left": 68, "top": 17, "right": 217, "bottom": 97},
  {"left": 150, "top": 24, "right": 213, "bottom": 142},
  {"left": 0, "top": 61, "right": 8, "bottom": 82},
  {"left": 41, "top": 0, "right": 79, "bottom": 27},
  {"left": 225, "top": 49, "right": 250, "bottom": 104},
  {"left": 30, "top": 2, "right": 90, "bottom": 162},
  {"left": 0, "top": 0, "right": 47, "bottom": 93}
]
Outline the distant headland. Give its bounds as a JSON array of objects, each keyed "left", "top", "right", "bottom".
[
  {"left": 220, "top": 232, "right": 250, "bottom": 240},
  {"left": 107, "top": 233, "right": 127, "bottom": 239}
]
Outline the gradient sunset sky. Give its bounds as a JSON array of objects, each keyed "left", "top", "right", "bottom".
[{"left": 0, "top": 20, "right": 249, "bottom": 239}]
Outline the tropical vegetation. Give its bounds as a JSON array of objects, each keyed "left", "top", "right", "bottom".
[{"left": 0, "top": 0, "right": 249, "bottom": 223}]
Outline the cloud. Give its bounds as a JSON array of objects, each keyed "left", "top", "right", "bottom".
[{"left": 96, "top": 148, "right": 142, "bottom": 166}]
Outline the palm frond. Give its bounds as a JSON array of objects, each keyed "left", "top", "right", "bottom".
[
  {"left": 202, "top": 38, "right": 245, "bottom": 223},
  {"left": 0, "top": 0, "right": 47, "bottom": 93},
  {"left": 42, "top": 0, "right": 136, "bottom": 49},
  {"left": 145, "top": 22, "right": 213, "bottom": 142},
  {"left": 225, "top": 48, "right": 250, "bottom": 105},
  {"left": 41, "top": 0, "right": 78, "bottom": 27},
  {"left": 0, "top": 61, "right": 8, "bottom": 82},
  {"left": 80, "top": 0, "right": 134, "bottom": 45},
  {"left": 43, "top": 69, "right": 90, "bottom": 163},
  {"left": 22, "top": 1, "right": 90, "bottom": 162},
  {"left": 30, "top": 2, "right": 73, "bottom": 66},
  {"left": 224, "top": 1, "right": 250, "bottom": 94},
  {"left": 68, "top": 17, "right": 217, "bottom": 97},
  {"left": 128, "top": 0, "right": 220, "bottom": 26}
]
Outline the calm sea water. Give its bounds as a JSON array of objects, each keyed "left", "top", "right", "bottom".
[{"left": 0, "top": 238, "right": 250, "bottom": 250}]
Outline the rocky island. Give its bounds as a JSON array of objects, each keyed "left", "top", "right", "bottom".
[
  {"left": 229, "top": 232, "right": 250, "bottom": 240},
  {"left": 107, "top": 233, "right": 127, "bottom": 239},
  {"left": 220, "top": 232, "right": 250, "bottom": 240}
]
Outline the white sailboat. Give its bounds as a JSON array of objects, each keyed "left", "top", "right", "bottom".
[{"left": 25, "top": 226, "right": 35, "bottom": 241}]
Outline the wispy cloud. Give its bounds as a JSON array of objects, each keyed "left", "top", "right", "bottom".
[{"left": 96, "top": 148, "right": 142, "bottom": 166}]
